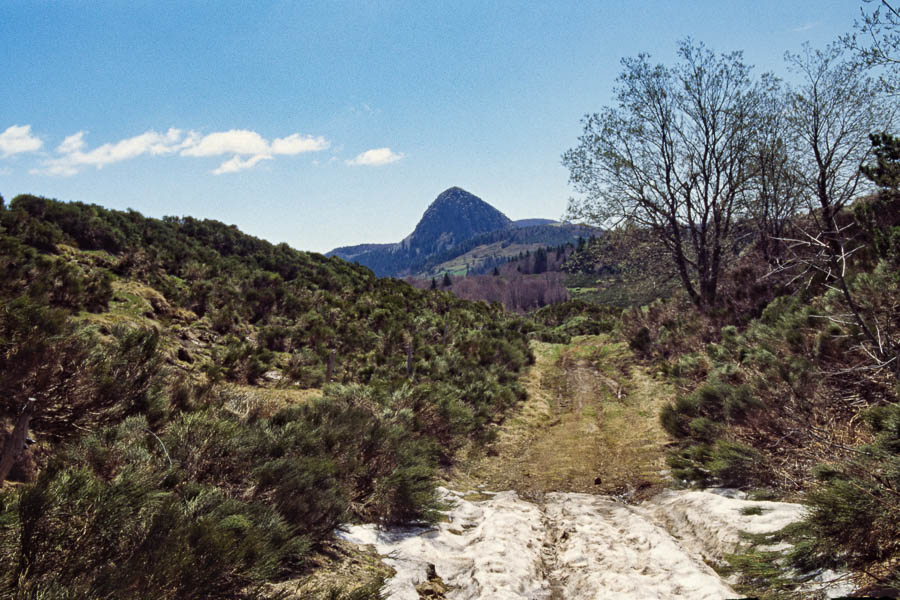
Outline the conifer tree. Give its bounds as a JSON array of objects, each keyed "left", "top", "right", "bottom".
[{"left": 533, "top": 247, "right": 548, "bottom": 274}]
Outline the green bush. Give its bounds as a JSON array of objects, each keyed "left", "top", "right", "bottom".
[
  {"left": 689, "top": 417, "right": 721, "bottom": 443},
  {"left": 723, "top": 385, "right": 762, "bottom": 422},
  {"left": 787, "top": 403, "right": 900, "bottom": 584},
  {"left": 708, "top": 440, "right": 767, "bottom": 488},
  {"left": 0, "top": 194, "right": 537, "bottom": 598},
  {"left": 672, "top": 353, "right": 708, "bottom": 378},
  {"left": 695, "top": 382, "right": 732, "bottom": 415},
  {"left": 253, "top": 457, "right": 347, "bottom": 539},
  {"left": 660, "top": 395, "right": 701, "bottom": 438},
  {"left": 628, "top": 326, "right": 652, "bottom": 355},
  {"left": 2, "top": 464, "right": 302, "bottom": 599},
  {"left": 667, "top": 443, "right": 713, "bottom": 483}
]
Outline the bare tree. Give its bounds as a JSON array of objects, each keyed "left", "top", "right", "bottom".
[
  {"left": 786, "top": 44, "right": 889, "bottom": 229},
  {"left": 843, "top": 0, "right": 900, "bottom": 93},
  {"left": 782, "top": 44, "right": 898, "bottom": 374},
  {"left": 563, "top": 39, "right": 758, "bottom": 311},
  {"left": 743, "top": 74, "right": 804, "bottom": 263}
]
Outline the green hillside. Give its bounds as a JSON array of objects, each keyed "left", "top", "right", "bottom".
[
  {"left": 0, "top": 194, "right": 538, "bottom": 599},
  {"left": 2, "top": 183, "right": 900, "bottom": 596}
]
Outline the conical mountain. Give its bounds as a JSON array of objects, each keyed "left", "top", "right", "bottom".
[
  {"left": 402, "top": 187, "right": 513, "bottom": 255},
  {"left": 327, "top": 186, "right": 588, "bottom": 277}
]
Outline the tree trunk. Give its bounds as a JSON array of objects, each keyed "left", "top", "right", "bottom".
[
  {"left": 326, "top": 349, "right": 336, "bottom": 383},
  {"left": 0, "top": 399, "right": 34, "bottom": 485}
]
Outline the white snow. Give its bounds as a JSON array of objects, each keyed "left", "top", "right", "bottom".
[
  {"left": 639, "top": 489, "right": 807, "bottom": 564},
  {"left": 541, "top": 492, "right": 735, "bottom": 599},
  {"left": 338, "top": 486, "right": 863, "bottom": 599},
  {"left": 339, "top": 487, "right": 826, "bottom": 600},
  {"left": 339, "top": 489, "right": 552, "bottom": 600}
]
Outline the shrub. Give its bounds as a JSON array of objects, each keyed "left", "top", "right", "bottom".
[
  {"left": 253, "top": 457, "right": 347, "bottom": 540},
  {"left": 723, "top": 385, "right": 762, "bottom": 422},
  {"left": 660, "top": 395, "right": 701, "bottom": 438},
  {"left": 667, "top": 443, "right": 713, "bottom": 483},
  {"left": 369, "top": 445, "right": 439, "bottom": 525},
  {"left": 788, "top": 403, "right": 900, "bottom": 584},
  {"left": 708, "top": 440, "right": 767, "bottom": 488},
  {"left": 628, "top": 326, "right": 652, "bottom": 355},
  {"left": 695, "top": 382, "right": 732, "bottom": 415},
  {"left": 672, "top": 353, "right": 708, "bottom": 379},
  {"left": 2, "top": 464, "right": 302, "bottom": 599},
  {"left": 689, "top": 417, "right": 721, "bottom": 443}
]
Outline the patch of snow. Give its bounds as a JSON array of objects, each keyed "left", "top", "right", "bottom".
[
  {"left": 340, "top": 487, "right": 846, "bottom": 600},
  {"left": 640, "top": 489, "right": 806, "bottom": 564},
  {"left": 809, "top": 570, "right": 857, "bottom": 599},
  {"left": 543, "top": 492, "right": 734, "bottom": 599},
  {"left": 705, "top": 487, "right": 747, "bottom": 499},
  {"left": 339, "top": 489, "right": 551, "bottom": 599}
]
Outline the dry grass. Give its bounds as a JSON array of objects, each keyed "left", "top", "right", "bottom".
[
  {"left": 218, "top": 384, "right": 323, "bottom": 420},
  {"left": 450, "top": 335, "right": 674, "bottom": 499},
  {"left": 263, "top": 538, "right": 391, "bottom": 599}
]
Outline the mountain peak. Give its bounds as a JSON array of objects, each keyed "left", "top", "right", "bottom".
[
  {"left": 328, "top": 187, "right": 586, "bottom": 278},
  {"left": 405, "top": 187, "right": 512, "bottom": 254},
  {"left": 429, "top": 186, "right": 491, "bottom": 206}
]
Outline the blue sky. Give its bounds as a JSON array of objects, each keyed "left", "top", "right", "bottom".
[{"left": 1, "top": 1, "right": 860, "bottom": 253}]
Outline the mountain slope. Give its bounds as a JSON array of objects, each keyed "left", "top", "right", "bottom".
[
  {"left": 513, "top": 218, "right": 558, "bottom": 228},
  {"left": 325, "top": 241, "right": 397, "bottom": 262}
]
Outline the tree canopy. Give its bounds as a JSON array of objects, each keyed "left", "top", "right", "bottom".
[{"left": 564, "top": 39, "right": 758, "bottom": 310}]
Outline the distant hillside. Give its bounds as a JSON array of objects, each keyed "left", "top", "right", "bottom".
[
  {"left": 420, "top": 222, "right": 597, "bottom": 277},
  {"left": 513, "top": 218, "right": 557, "bottom": 228},
  {"left": 328, "top": 187, "right": 595, "bottom": 277},
  {"left": 326, "top": 241, "right": 396, "bottom": 262}
]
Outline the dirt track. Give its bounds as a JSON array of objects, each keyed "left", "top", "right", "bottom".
[{"left": 451, "top": 336, "right": 674, "bottom": 499}]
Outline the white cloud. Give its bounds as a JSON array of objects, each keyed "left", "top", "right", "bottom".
[
  {"left": 31, "top": 163, "right": 79, "bottom": 177},
  {"left": 213, "top": 154, "right": 273, "bottom": 175},
  {"left": 57, "top": 131, "right": 86, "bottom": 154},
  {"left": 36, "top": 128, "right": 190, "bottom": 175},
  {"left": 181, "top": 129, "right": 269, "bottom": 157},
  {"left": 270, "top": 133, "right": 329, "bottom": 155},
  {"left": 182, "top": 130, "right": 328, "bottom": 159},
  {"left": 347, "top": 147, "right": 404, "bottom": 166},
  {"left": 0, "top": 125, "right": 43, "bottom": 157},
  {"left": 31, "top": 127, "right": 329, "bottom": 176}
]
